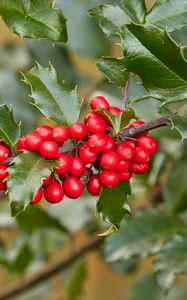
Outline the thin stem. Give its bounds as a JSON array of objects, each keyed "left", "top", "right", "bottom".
[{"left": 122, "top": 73, "right": 133, "bottom": 110}]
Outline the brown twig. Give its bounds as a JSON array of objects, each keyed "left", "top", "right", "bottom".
[{"left": 0, "top": 235, "right": 105, "bottom": 300}]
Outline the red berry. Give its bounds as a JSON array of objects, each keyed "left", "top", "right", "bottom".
[
  {"left": 69, "top": 157, "right": 85, "bottom": 176},
  {"left": 109, "top": 106, "right": 121, "bottom": 115},
  {"left": 0, "top": 181, "right": 7, "bottom": 191},
  {"left": 35, "top": 125, "right": 53, "bottom": 140},
  {"left": 119, "top": 170, "right": 132, "bottom": 181},
  {"left": 117, "top": 143, "right": 135, "bottom": 160},
  {"left": 134, "top": 146, "right": 151, "bottom": 163},
  {"left": 130, "top": 162, "right": 149, "bottom": 174},
  {"left": 0, "top": 164, "right": 8, "bottom": 180},
  {"left": 44, "top": 182, "right": 64, "bottom": 203},
  {"left": 0, "top": 145, "right": 9, "bottom": 163},
  {"left": 88, "top": 133, "right": 108, "bottom": 152},
  {"left": 129, "top": 120, "right": 148, "bottom": 136},
  {"left": 84, "top": 112, "right": 99, "bottom": 124},
  {"left": 100, "top": 151, "right": 120, "bottom": 170},
  {"left": 117, "top": 160, "right": 130, "bottom": 172},
  {"left": 54, "top": 154, "right": 71, "bottom": 174},
  {"left": 69, "top": 122, "right": 87, "bottom": 139},
  {"left": 90, "top": 96, "right": 110, "bottom": 111},
  {"left": 126, "top": 139, "right": 137, "bottom": 148},
  {"left": 40, "top": 141, "right": 58, "bottom": 159},
  {"left": 17, "top": 136, "right": 27, "bottom": 151},
  {"left": 138, "top": 136, "right": 158, "bottom": 154},
  {"left": 25, "top": 133, "right": 44, "bottom": 152},
  {"left": 86, "top": 117, "right": 106, "bottom": 134},
  {"left": 87, "top": 175, "right": 102, "bottom": 195},
  {"left": 52, "top": 125, "right": 69, "bottom": 144},
  {"left": 106, "top": 137, "right": 115, "bottom": 151},
  {"left": 30, "top": 187, "right": 43, "bottom": 205},
  {"left": 100, "top": 170, "right": 119, "bottom": 188},
  {"left": 63, "top": 177, "right": 83, "bottom": 199},
  {"left": 79, "top": 144, "right": 98, "bottom": 164},
  {"left": 41, "top": 174, "right": 52, "bottom": 186}
]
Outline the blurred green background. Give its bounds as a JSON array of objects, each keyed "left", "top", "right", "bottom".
[{"left": 0, "top": 0, "right": 187, "bottom": 299}]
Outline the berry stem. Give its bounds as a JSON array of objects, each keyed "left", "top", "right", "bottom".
[{"left": 122, "top": 73, "right": 133, "bottom": 110}]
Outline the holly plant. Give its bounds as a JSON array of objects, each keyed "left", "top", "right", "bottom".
[{"left": 0, "top": 0, "right": 187, "bottom": 299}]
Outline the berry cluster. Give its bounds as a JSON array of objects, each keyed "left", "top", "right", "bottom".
[
  {"left": 16, "top": 96, "right": 158, "bottom": 205},
  {"left": 0, "top": 142, "right": 9, "bottom": 192}
]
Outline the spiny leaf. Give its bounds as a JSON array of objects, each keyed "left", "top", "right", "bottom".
[
  {"left": 104, "top": 210, "right": 185, "bottom": 262},
  {"left": 88, "top": 5, "right": 129, "bottom": 36},
  {"left": 0, "top": 104, "right": 21, "bottom": 147},
  {"left": 121, "top": 0, "right": 146, "bottom": 24},
  {"left": 8, "top": 152, "right": 57, "bottom": 217},
  {"left": 97, "top": 181, "right": 131, "bottom": 231},
  {"left": 97, "top": 57, "right": 129, "bottom": 87},
  {"left": 120, "top": 23, "right": 187, "bottom": 103},
  {"left": 0, "top": 0, "right": 67, "bottom": 42},
  {"left": 16, "top": 205, "right": 69, "bottom": 234},
  {"left": 23, "top": 63, "right": 80, "bottom": 126},
  {"left": 155, "top": 234, "right": 187, "bottom": 293}
]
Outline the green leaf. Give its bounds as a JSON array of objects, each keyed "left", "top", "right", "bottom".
[
  {"left": 8, "top": 152, "right": 57, "bottom": 217},
  {"left": 67, "top": 262, "right": 87, "bottom": 300},
  {"left": 159, "top": 106, "right": 187, "bottom": 140},
  {"left": 147, "top": 0, "right": 187, "bottom": 31},
  {"left": 0, "top": 104, "right": 21, "bottom": 147},
  {"left": 0, "top": 243, "right": 33, "bottom": 274},
  {"left": 121, "top": 0, "right": 146, "bottom": 24},
  {"left": 97, "top": 57, "right": 129, "bottom": 87},
  {"left": 0, "top": 0, "right": 67, "bottom": 42},
  {"left": 23, "top": 63, "right": 80, "bottom": 126},
  {"left": 155, "top": 234, "right": 187, "bottom": 293},
  {"left": 88, "top": 5, "right": 129, "bottom": 36},
  {"left": 16, "top": 205, "right": 69, "bottom": 233},
  {"left": 164, "top": 156, "right": 187, "bottom": 213},
  {"left": 104, "top": 210, "right": 185, "bottom": 262},
  {"left": 120, "top": 23, "right": 187, "bottom": 103},
  {"left": 97, "top": 181, "right": 131, "bottom": 230}
]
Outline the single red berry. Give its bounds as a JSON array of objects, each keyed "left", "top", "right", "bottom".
[
  {"left": 40, "top": 141, "right": 58, "bottom": 159},
  {"left": 54, "top": 154, "right": 71, "bottom": 174},
  {"left": 106, "top": 137, "right": 115, "bottom": 151},
  {"left": 35, "top": 125, "right": 53, "bottom": 140},
  {"left": 69, "top": 157, "right": 85, "bottom": 176},
  {"left": 134, "top": 146, "right": 151, "bottom": 163},
  {"left": 0, "top": 145, "right": 9, "bottom": 163},
  {"left": 69, "top": 122, "right": 87, "bottom": 139},
  {"left": 90, "top": 96, "right": 110, "bottom": 111},
  {"left": 41, "top": 174, "right": 52, "bottom": 186},
  {"left": 0, "top": 181, "right": 7, "bottom": 191},
  {"left": 109, "top": 106, "right": 121, "bottom": 115},
  {"left": 44, "top": 182, "right": 64, "bottom": 203},
  {"left": 117, "top": 160, "right": 130, "bottom": 172},
  {"left": 84, "top": 112, "right": 99, "bottom": 124},
  {"left": 117, "top": 143, "right": 135, "bottom": 160},
  {"left": 87, "top": 175, "right": 102, "bottom": 195},
  {"left": 100, "top": 151, "right": 120, "bottom": 170},
  {"left": 88, "top": 133, "right": 108, "bottom": 152},
  {"left": 130, "top": 161, "right": 149, "bottom": 174},
  {"left": 52, "top": 125, "right": 69, "bottom": 144},
  {"left": 126, "top": 139, "right": 137, "bottom": 148},
  {"left": 30, "top": 187, "right": 43, "bottom": 205},
  {"left": 63, "top": 177, "right": 83, "bottom": 199},
  {"left": 129, "top": 120, "right": 148, "bottom": 136},
  {"left": 86, "top": 117, "right": 106, "bottom": 134},
  {"left": 100, "top": 170, "right": 119, "bottom": 188},
  {"left": 25, "top": 133, "right": 44, "bottom": 152},
  {"left": 17, "top": 136, "right": 27, "bottom": 151},
  {"left": 138, "top": 136, "right": 158, "bottom": 154},
  {"left": 79, "top": 143, "right": 98, "bottom": 164},
  {"left": 119, "top": 170, "right": 132, "bottom": 181},
  {"left": 0, "top": 164, "right": 8, "bottom": 180}
]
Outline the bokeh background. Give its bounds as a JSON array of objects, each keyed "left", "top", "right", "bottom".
[{"left": 0, "top": 0, "right": 187, "bottom": 299}]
